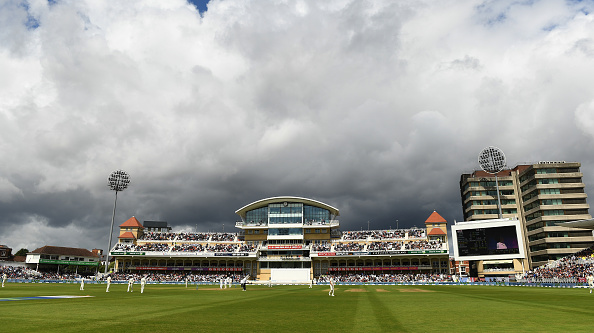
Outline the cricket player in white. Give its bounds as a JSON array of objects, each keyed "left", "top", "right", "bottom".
[
  {"left": 220, "top": 277, "right": 223, "bottom": 289},
  {"left": 80, "top": 277, "right": 85, "bottom": 291},
  {"left": 2, "top": 273, "right": 7, "bottom": 287},
  {"left": 587, "top": 274, "right": 594, "bottom": 294},
  {"left": 241, "top": 275, "right": 248, "bottom": 291},
  {"left": 106, "top": 275, "right": 111, "bottom": 292},
  {"left": 329, "top": 276, "right": 335, "bottom": 296},
  {"left": 141, "top": 276, "right": 147, "bottom": 293},
  {"left": 127, "top": 276, "right": 134, "bottom": 292}
]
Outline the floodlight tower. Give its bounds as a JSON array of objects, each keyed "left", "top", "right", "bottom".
[
  {"left": 105, "top": 170, "right": 130, "bottom": 274},
  {"left": 478, "top": 146, "right": 507, "bottom": 219}
]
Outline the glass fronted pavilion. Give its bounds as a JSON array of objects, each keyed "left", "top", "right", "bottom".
[{"left": 111, "top": 196, "right": 449, "bottom": 282}]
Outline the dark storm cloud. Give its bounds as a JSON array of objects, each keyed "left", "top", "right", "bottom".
[{"left": 2, "top": 0, "right": 594, "bottom": 252}]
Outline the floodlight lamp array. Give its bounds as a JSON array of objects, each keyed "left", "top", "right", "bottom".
[
  {"left": 478, "top": 146, "right": 506, "bottom": 174},
  {"left": 108, "top": 170, "right": 130, "bottom": 192}
]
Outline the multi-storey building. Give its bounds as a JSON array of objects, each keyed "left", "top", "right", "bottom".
[{"left": 460, "top": 162, "right": 594, "bottom": 268}]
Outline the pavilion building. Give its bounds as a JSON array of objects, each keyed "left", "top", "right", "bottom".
[{"left": 110, "top": 196, "right": 449, "bottom": 281}]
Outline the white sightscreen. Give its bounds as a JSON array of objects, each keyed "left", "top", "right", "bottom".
[{"left": 270, "top": 268, "right": 310, "bottom": 282}]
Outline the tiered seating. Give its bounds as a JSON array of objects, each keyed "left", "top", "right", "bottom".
[
  {"left": 210, "top": 233, "right": 237, "bottom": 242},
  {"left": 311, "top": 242, "right": 331, "bottom": 252},
  {"left": 523, "top": 246, "right": 594, "bottom": 281},
  {"left": 367, "top": 241, "right": 403, "bottom": 251},
  {"left": 138, "top": 232, "right": 177, "bottom": 241},
  {"left": 171, "top": 243, "right": 205, "bottom": 252},
  {"left": 333, "top": 242, "right": 365, "bottom": 252},
  {"left": 176, "top": 232, "right": 209, "bottom": 241},
  {"left": 318, "top": 273, "right": 452, "bottom": 283},
  {"left": 403, "top": 240, "right": 442, "bottom": 250},
  {"left": 342, "top": 228, "right": 426, "bottom": 240}
]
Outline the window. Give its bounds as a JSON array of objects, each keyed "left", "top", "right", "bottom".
[
  {"left": 540, "top": 188, "right": 561, "bottom": 195},
  {"left": 541, "top": 199, "right": 562, "bottom": 205},
  {"left": 538, "top": 178, "right": 559, "bottom": 185},
  {"left": 543, "top": 210, "right": 564, "bottom": 216},
  {"left": 246, "top": 206, "right": 268, "bottom": 225}
]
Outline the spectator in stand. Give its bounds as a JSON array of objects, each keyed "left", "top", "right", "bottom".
[{"left": 334, "top": 242, "right": 365, "bottom": 252}]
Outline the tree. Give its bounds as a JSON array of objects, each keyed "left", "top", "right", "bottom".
[{"left": 15, "top": 248, "right": 29, "bottom": 256}]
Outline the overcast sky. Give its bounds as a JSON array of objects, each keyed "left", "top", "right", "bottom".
[{"left": 2, "top": 0, "right": 594, "bottom": 252}]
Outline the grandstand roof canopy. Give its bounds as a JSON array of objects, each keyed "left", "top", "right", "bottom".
[
  {"left": 235, "top": 196, "right": 340, "bottom": 219},
  {"left": 557, "top": 218, "right": 594, "bottom": 229}
]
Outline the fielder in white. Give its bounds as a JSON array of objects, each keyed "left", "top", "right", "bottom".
[
  {"left": 328, "top": 276, "right": 335, "bottom": 296},
  {"left": 127, "top": 276, "right": 134, "bottom": 292},
  {"left": 106, "top": 275, "right": 111, "bottom": 292},
  {"left": 2, "top": 273, "right": 7, "bottom": 287},
  {"left": 241, "top": 275, "right": 248, "bottom": 291},
  {"left": 80, "top": 277, "right": 85, "bottom": 291},
  {"left": 140, "top": 276, "right": 147, "bottom": 294},
  {"left": 587, "top": 274, "right": 594, "bottom": 294}
]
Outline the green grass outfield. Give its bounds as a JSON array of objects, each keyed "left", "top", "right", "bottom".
[{"left": 2, "top": 283, "right": 594, "bottom": 333}]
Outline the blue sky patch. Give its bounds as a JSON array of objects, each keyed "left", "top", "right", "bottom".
[{"left": 188, "top": 0, "right": 210, "bottom": 15}]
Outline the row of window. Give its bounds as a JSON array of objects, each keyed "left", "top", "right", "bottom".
[
  {"left": 526, "top": 220, "right": 564, "bottom": 231},
  {"left": 524, "top": 199, "right": 564, "bottom": 211},
  {"left": 464, "top": 180, "right": 514, "bottom": 189},
  {"left": 529, "top": 242, "right": 592, "bottom": 252},
  {"left": 523, "top": 188, "right": 562, "bottom": 201},
  {"left": 521, "top": 179, "right": 561, "bottom": 192},
  {"left": 268, "top": 228, "right": 303, "bottom": 236},
  {"left": 471, "top": 209, "right": 517, "bottom": 215},
  {"left": 528, "top": 232, "right": 569, "bottom": 241},
  {"left": 519, "top": 167, "right": 580, "bottom": 183},
  {"left": 245, "top": 204, "right": 331, "bottom": 225},
  {"left": 465, "top": 190, "right": 515, "bottom": 199},
  {"left": 465, "top": 199, "right": 517, "bottom": 208}
]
